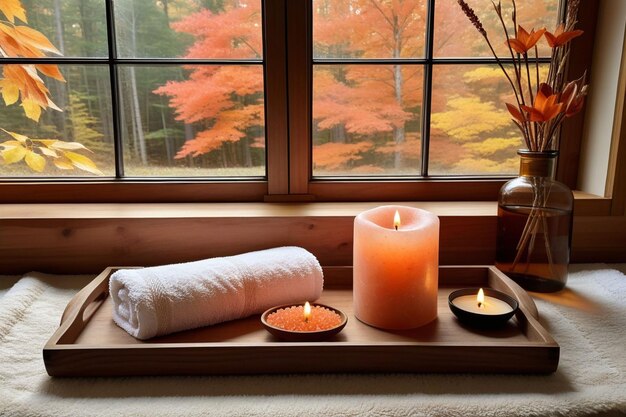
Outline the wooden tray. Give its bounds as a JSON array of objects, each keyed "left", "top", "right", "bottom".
[{"left": 44, "top": 266, "right": 559, "bottom": 376}]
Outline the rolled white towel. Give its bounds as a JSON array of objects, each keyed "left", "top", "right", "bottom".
[{"left": 109, "top": 246, "right": 323, "bottom": 339}]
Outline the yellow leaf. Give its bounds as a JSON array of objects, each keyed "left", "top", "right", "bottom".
[
  {"left": 21, "top": 98, "right": 41, "bottom": 121},
  {"left": 37, "top": 139, "right": 58, "bottom": 147},
  {"left": 1, "top": 128, "right": 28, "bottom": 142},
  {"left": 65, "top": 151, "right": 103, "bottom": 175},
  {"left": 0, "top": 80, "right": 19, "bottom": 105},
  {"left": 51, "top": 141, "right": 89, "bottom": 151},
  {"left": 38, "top": 146, "right": 57, "bottom": 157},
  {"left": 14, "top": 26, "right": 61, "bottom": 55},
  {"left": 0, "top": 0, "right": 27, "bottom": 23},
  {"left": 53, "top": 158, "right": 73, "bottom": 170},
  {"left": 25, "top": 150, "right": 45, "bottom": 172},
  {"left": 2, "top": 144, "right": 27, "bottom": 163}
]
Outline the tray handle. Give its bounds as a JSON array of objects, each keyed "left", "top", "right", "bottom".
[
  {"left": 488, "top": 267, "right": 539, "bottom": 320},
  {"left": 52, "top": 267, "right": 115, "bottom": 344}
]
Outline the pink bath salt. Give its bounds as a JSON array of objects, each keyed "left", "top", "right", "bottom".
[{"left": 267, "top": 305, "right": 342, "bottom": 332}]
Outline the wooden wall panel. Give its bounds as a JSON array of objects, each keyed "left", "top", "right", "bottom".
[
  {"left": 571, "top": 216, "right": 626, "bottom": 262},
  {"left": 0, "top": 215, "right": 496, "bottom": 274}
]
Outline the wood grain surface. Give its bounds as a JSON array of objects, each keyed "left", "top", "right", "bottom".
[{"left": 43, "top": 266, "right": 559, "bottom": 377}]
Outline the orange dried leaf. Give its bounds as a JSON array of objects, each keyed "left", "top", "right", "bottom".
[
  {"left": 544, "top": 24, "right": 584, "bottom": 48},
  {"left": 36, "top": 64, "right": 65, "bottom": 82},
  {"left": 46, "top": 96, "right": 62, "bottom": 111},
  {"left": 505, "top": 103, "right": 525, "bottom": 123},
  {"left": 0, "top": 0, "right": 27, "bottom": 23},
  {"left": 506, "top": 25, "right": 546, "bottom": 54},
  {"left": 14, "top": 26, "right": 61, "bottom": 55}
]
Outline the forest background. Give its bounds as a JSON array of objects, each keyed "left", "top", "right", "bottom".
[{"left": 0, "top": 0, "right": 557, "bottom": 178}]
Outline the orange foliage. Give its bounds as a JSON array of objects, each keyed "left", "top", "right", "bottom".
[
  {"left": 313, "top": 0, "right": 424, "bottom": 140},
  {"left": 315, "top": 0, "right": 426, "bottom": 58},
  {"left": 376, "top": 134, "right": 421, "bottom": 160},
  {"left": 314, "top": 67, "right": 415, "bottom": 135},
  {"left": 313, "top": 141, "right": 373, "bottom": 169},
  {"left": 156, "top": 0, "right": 264, "bottom": 158},
  {"left": 429, "top": 134, "right": 468, "bottom": 167}
]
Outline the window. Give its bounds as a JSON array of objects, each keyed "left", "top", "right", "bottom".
[
  {"left": 0, "top": 0, "right": 265, "bottom": 180},
  {"left": 0, "top": 0, "right": 588, "bottom": 203},
  {"left": 310, "top": 0, "right": 558, "bottom": 178}
]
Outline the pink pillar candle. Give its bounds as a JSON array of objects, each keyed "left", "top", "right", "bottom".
[{"left": 353, "top": 205, "right": 439, "bottom": 329}]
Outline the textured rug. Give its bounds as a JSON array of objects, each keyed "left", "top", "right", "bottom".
[{"left": 0, "top": 267, "right": 625, "bottom": 417}]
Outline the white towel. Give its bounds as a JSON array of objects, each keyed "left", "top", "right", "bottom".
[{"left": 109, "top": 246, "right": 323, "bottom": 340}]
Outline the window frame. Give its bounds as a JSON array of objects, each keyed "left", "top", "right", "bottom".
[{"left": 0, "top": 0, "right": 598, "bottom": 203}]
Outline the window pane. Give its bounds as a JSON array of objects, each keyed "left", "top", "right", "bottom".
[
  {"left": 429, "top": 64, "right": 551, "bottom": 175},
  {"left": 434, "top": 0, "right": 559, "bottom": 58},
  {"left": 119, "top": 65, "right": 265, "bottom": 177},
  {"left": 313, "top": 65, "right": 423, "bottom": 176},
  {"left": 14, "top": 0, "right": 107, "bottom": 57},
  {"left": 313, "top": 0, "right": 426, "bottom": 59},
  {"left": 114, "top": 0, "right": 263, "bottom": 59},
  {"left": 0, "top": 65, "right": 115, "bottom": 177}
]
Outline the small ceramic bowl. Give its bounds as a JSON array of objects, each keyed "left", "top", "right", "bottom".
[
  {"left": 261, "top": 303, "right": 348, "bottom": 342},
  {"left": 448, "top": 288, "right": 519, "bottom": 328}
]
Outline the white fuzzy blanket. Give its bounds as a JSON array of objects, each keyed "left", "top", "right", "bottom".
[{"left": 1, "top": 266, "right": 625, "bottom": 417}]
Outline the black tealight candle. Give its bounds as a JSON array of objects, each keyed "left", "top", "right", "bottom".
[{"left": 448, "top": 288, "right": 519, "bottom": 327}]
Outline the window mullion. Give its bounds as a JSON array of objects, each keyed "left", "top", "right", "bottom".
[
  {"left": 420, "top": 0, "right": 436, "bottom": 177},
  {"left": 105, "top": 0, "right": 124, "bottom": 179},
  {"left": 264, "top": 0, "right": 290, "bottom": 196},
  {"left": 286, "top": 0, "right": 312, "bottom": 196}
]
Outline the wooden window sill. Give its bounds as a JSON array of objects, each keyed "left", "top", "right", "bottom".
[{"left": 0, "top": 194, "right": 621, "bottom": 274}]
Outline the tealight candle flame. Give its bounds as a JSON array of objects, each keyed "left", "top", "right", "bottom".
[
  {"left": 477, "top": 288, "right": 485, "bottom": 309},
  {"left": 303, "top": 301, "right": 311, "bottom": 322},
  {"left": 394, "top": 210, "right": 401, "bottom": 231}
]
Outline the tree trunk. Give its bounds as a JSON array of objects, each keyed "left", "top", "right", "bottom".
[
  {"left": 162, "top": 0, "right": 170, "bottom": 25},
  {"left": 393, "top": 63, "right": 405, "bottom": 169},
  {"left": 129, "top": 4, "right": 148, "bottom": 165},
  {"left": 160, "top": 99, "right": 173, "bottom": 164},
  {"left": 184, "top": 124, "right": 195, "bottom": 167},
  {"left": 392, "top": 16, "right": 405, "bottom": 170},
  {"left": 331, "top": 124, "right": 346, "bottom": 143},
  {"left": 240, "top": 137, "right": 252, "bottom": 167}
]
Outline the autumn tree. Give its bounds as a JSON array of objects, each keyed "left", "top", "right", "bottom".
[
  {"left": 313, "top": 0, "right": 426, "bottom": 173},
  {"left": 155, "top": 0, "right": 264, "bottom": 168}
]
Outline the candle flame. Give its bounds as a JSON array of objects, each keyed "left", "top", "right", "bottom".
[
  {"left": 303, "top": 301, "right": 311, "bottom": 322},
  {"left": 394, "top": 210, "right": 401, "bottom": 230},
  {"left": 477, "top": 288, "right": 485, "bottom": 309}
]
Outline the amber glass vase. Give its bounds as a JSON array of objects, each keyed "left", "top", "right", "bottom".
[{"left": 496, "top": 150, "right": 574, "bottom": 292}]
